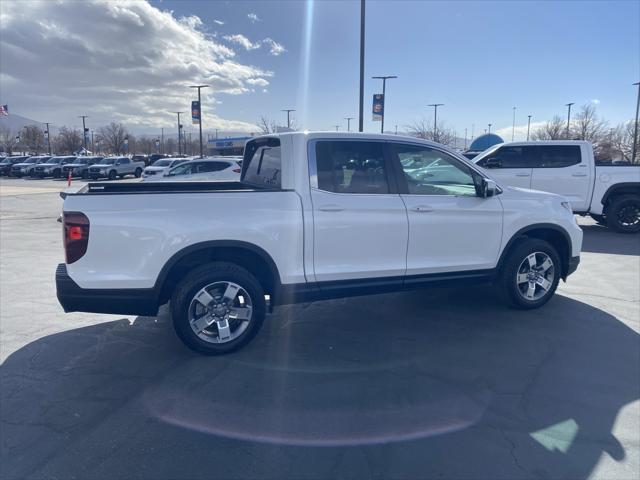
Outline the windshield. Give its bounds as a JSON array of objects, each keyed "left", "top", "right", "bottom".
[
  {"left": 99, "top": 158, "right": 117, "bottom": 165},
  {"left": 151, "top": 159, "right": 171, "bottom": 167}
]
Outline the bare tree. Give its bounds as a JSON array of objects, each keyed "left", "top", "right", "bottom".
[
  {"left": 22, "top": 125, "right": 45, "bottom": 154},
  {"left": 405, "top": 119, "right": 456, "bottom": 146},
  {"left": 97, "top": 122, "right": 129, "bottom": 154},
  {"left": 0, "top": 125, "right": 18, "bottom": 154},
  {"left": 53, "top": 127, "right": 82, "bottom": 154},
  {"left": 596, "top": 121, "right": 637, "bottom": 163},
  {"left": 165, "top": 138, "right": 177, "bottom": 155},
  {"left": 532, "top": 115, "right": 566, "bottom": 140},
  {"left": 136, "top": 137, "right": 156, "bottom": 155},
  {"left": 258, "top": 115, "right": 279, "bottom": 134},
  {"left": 571, "top": 104, "right": 607, "bottom": 144}
]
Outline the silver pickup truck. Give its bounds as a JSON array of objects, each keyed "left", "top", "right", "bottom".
[{"left": 88, "top": 156, "right": 144, "bottom": 180}]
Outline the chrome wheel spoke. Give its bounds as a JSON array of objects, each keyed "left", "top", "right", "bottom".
[
  {"left": 229, "top": 306, "right": 252, "bottom": 321},
  {"left": 191, "top": 313, "right": 214, "bottom": 333},
  {"left": 216, "top": 318, "right": 231, "bottom": 340},
  {"left": 525, "top": 282, "right": 536, "bottom": 299},
  {"left": 194, "top": 289, "right": 215, "bottom": 308},
  {"left": 527, "top": 254, "right": 537, "bottom": 269},
  {"left": 536, "top": 276, "right": 552, "bottom": 291},
  {"left": 517, "top": 273, "right": 529, "bottom": 284},
  {"left": 222, "top": 283, "right": 240, "bottom": 302},
  {"left": 539, "top": 258, "right": 553, "bottom": 273}
]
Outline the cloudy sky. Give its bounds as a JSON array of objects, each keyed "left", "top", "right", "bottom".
[{"left": 1, "top": 0, "right": 638, "bottom": 138}]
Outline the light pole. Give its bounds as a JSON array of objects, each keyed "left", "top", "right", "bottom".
[
  {"left": 345, "top": 117, "right": 354, "bottom": 132},
  {"left": 372, "top": 75, "right": 397, "bottom": 133},
  {"left": 44, "top": 122, "right": 52, "bottom": 155},
  {"left": 527, "top": 115, "right": 532, "bottom": 141},
  {"left": 190, "top": 84, "right": 209, "bottom": 158},
  {"left": 334, "top": 125, "right": 340, "bottom": 131},
  {"left": 161, "top": 128, "right": 164, "bottom": 154},
  {"left": 512, "top": 106, "right": 516, "bottom": 141},
  {"left": 282, "top": 109, "right": 296, "bottom": 130},
  {"left": 174, "top": 112, "right": 184, "bottom": 156},
  {"left": 464, "top": 128, "right": 468, "bottom": 150},
  {"left": 428, "top": 104, "right": 444, "bottom": 142},
  {"left": 358, "top": 0, "right": 365, "bottom": 132},
  {"left": 471, "top": 124, "right": 475, "bottom": 141},
  {"left": 565, "top": 102, "right": 574, "bottom": 138},
  {"left": 488, "top": 123, "right": 492, "bottom": 134},
  {"left": 632, "top": 82, "right": 640, "bottom": 163},
  {"left": 78, "top": 115, "right": 88, "bottom": 151},
  {"left": 395, "top": 125, "right": 398, "bottom": 135}
]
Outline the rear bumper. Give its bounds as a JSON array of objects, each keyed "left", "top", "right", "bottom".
[
  {"left": 56, "top": 264, "right": 159, "bottom": 316},
  {"left": 566, "top": 256, "right": 580, "bottom": 277}
]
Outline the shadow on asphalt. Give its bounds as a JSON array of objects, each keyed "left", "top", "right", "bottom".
[
  {"left": 1, "top": 287, "right": 638, "bottom": 479},
  {"left": 580, "top": 223, "right": 640, "bottom": 256}
]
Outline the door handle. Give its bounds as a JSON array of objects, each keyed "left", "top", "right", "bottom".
[
  {"left": 515, "top": 173, "right": 531, "bottom": 177},
  {"left": 411, "top": 205, "right": 434, "bottom": 213},
  {"left": 317, "top": 204, "right": 344, "bottom": 212},
  {"left": 571, "top": 173, "right": 588, "bottom": 177}
]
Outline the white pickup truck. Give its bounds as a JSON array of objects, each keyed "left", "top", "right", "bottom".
[
  {"left": 473, "top": 141, "right": 640, "bottom": 233},
  {"left": 57, "top": 132, "right": 582, "bottom": 354}
]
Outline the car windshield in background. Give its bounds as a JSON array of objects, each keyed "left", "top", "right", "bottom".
[
  {"left": 151, "top": 159, "right": 172, "bottom": 167},
  {"left": 100, "top": 158, "right": 117, "bottom": 165}
]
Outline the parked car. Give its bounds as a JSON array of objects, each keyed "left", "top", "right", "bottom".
[
  {"left": 148, "top": 154, "right": 168, "bottom": 164},
  {"left": 0, "top": 156, "right": 29, "bottom": 176},
  {"left": 88, "top": 156, "right": 144, "bottom": 180},
  {"left": 10, "top": 156, "right": 51, "bottom": 177},
  {"left": 62, "top": 156, "right": 104, "bottom": 179},
  {"left": 143, "top": 157, "right": 242, "bottom": 182},
  {"left": 132, "top": 154, "right": 150, "bottom": 166},
  {"left": 142, "top": 157, "right": 190, "bottom": 178},
  {"left": 473, "top": 141, "right": 640, "bottom": 233},
  {"left": 33, "top": 156, "right": 76, "bottom": 178},
  {"left": 57, "top": 132, "right": 582, "bottom": 355}
]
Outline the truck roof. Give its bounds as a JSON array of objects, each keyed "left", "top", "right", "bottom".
[{"left": 251, "top": 131, "right": 448, "bottom": 148}]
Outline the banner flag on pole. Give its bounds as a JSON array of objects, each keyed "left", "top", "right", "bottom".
[
  {"left": 372, "top": 94, "right": 384, "bottom": 121},
  {"left": 192, "top": 101, "right": 201, "bottom": 125}
]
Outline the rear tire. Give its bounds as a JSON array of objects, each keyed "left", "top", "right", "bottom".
[
  {"left": 134, "top": 168, "right": 142, "bottom": 178},
  {"left": 606, "top": 195, "right": 640, "bottom": 233},
  {"left": 81, "top": 170, "right": 88, "bottom": 179},
  {"left": 108, "top": 170, "right": 117, "bottom": 181},
  {"left": 500, "top": 238, "right": 561, "bottom": 309},
  {"left": 171, "top": 262, "right": 266, "bottom": 355}
]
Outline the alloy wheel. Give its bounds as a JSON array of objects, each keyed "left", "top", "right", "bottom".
[{"left": 516, "top": 252, "right": 555, "bottom": 301}]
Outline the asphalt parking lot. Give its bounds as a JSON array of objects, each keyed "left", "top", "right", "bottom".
[{"left": 1, "top": 177, "right": 639, "bottom": 480}]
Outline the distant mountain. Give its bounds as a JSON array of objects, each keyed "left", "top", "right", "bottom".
[{"left": 0, "top": 113, "right": 46, "bottom": 131}]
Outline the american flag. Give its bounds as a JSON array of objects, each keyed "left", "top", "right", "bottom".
[{"left": 0, "top": 105, "right": 8, "bottom": 116}]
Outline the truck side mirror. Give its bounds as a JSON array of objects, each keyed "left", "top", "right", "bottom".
[{"left": 481, "top": 178, "right": 498, "bottom": 198}]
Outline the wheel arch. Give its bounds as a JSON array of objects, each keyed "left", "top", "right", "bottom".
[
  {"left": 601, "top": 182, "right": 640, "bottom": 207},
  {"left": 497, "top": 224, "right": 572, "bottom": 280},
  {"left": 155, "top": 240, "right": 282, "bottom": 305}
]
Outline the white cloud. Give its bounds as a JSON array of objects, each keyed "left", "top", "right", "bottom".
[
  {"left": 223, "top": 34, "right": 261, "bottom": 51},
  {"left": 494, "top": 121, "right": 547, "bottom": 141},
  {"left": 246, "top": 78, "right": 269, "bottom": 87},
  {"left": 0, "top": 0, "right": 271, "bottom": 131},
  {"left": 213, "top": 19, "right": 224, "bottom": 25},
  {"left": 247, "top": 13, "right": 261, "bottom": 23},
  {"left": 591, "top": 99, "right": 601, "bottom": 104},
  {"left": 262, "top": 37, "right": 286, "bottom": 56}
]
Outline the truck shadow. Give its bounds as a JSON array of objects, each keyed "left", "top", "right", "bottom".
[
  {"left": 1, "top": 288, "right": 638, "bottom": 479},
  {"left": 580, "top": 223, "right": 640, "bottom": 256}
]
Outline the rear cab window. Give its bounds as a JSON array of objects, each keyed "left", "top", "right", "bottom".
[
  {"left": 533, "top": 145, "right": 582, "bottom": 168},
  {"left": 242, "top": 137, "right": 281, "bottom": 188}
]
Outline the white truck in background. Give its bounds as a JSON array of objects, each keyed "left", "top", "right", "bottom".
[
  {"left": 473, "top": 141, "right": 640, "bottom": 233},
  {"left": 57, "top": 132, "right": 582, "bottom": 354}
]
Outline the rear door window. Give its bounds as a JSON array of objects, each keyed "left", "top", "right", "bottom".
[
  {"left": 532, "top": 145, "right": 582, "bottom": 168},
  {"left": 242, "top": 138, "right": 281, "bottom": 188},
  {"left": 478, "top": 146, "right": 532, "bottom": 168}
]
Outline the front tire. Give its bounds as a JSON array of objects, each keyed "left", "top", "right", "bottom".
[
  {"left": 500, "top": 238, "right": 561, "bottom": 309},
  {"left": 108, "top": 170, "right": 117, "bottom": 181},
  {"left": 134, "top": 168, "right": 142, "bottom": 178},
  {"left": 170, "top": 262, "right": 266, "bottom": 355},
  {"left": 606, "top": 195, "right": 640, "bottom": 233}
]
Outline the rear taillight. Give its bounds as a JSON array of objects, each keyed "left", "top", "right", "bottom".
[
  {"left": 63, "top": 212, "right": 90, "bottom": 264},
  {"left": 233, "top": 168, "right": 241, "bottom": 173}
]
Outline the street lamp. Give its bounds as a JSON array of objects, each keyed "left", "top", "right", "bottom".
[
  {"left": 344, "top": 117, "right": 354, "bottom": 132},
  {"left": 334, "top": 125, "right": 340, "bottom": 131},
  {"left": 527, "top": 115, "right": 532, "bottom": 141},
  {"left": 78, "top": 115, "right": 88, "bottom": 151},
  {"left": 44, "top": 122, "right": 52, "bottom": 155},
  {"left": 565, "top": 102, "right": 575, "bottom": 138},
  {"left": 190, "top": 84, "right": 209, "bottom": 158},
  {"left": 282, "top": 109, "right": 296, "bottom": 130},
  {"left": 174, "top": 112, "right": 184, "bottom": 156},
  {"left": 488, "top": 123, "right": 492, "bottom": 134},
  {"left": 372, "top": 75, "right": 397, "bottom": 133},
  {"left": 632, "top": 82, "right": 639, "bottom": 163},
  {"left": 428, "top": 104, "right": 444, "bottom": 142},
  {"left": 512, "top": 106, "right": 516, "bottom": 141},
  {"left": 358, "top": 0, "right": 365, "bottom": 132}
]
